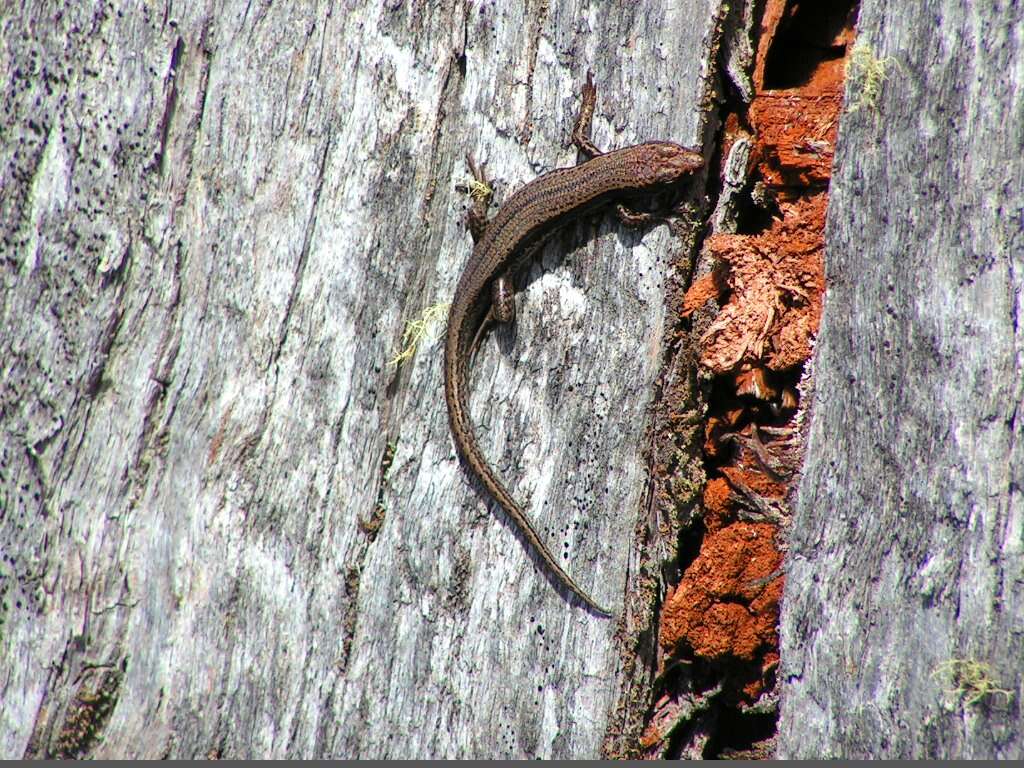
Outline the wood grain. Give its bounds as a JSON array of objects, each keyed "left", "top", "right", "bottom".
[
  {"left": 0, "top": 0, "right": 716, "bottom": 758},
  {"left": 778, "top": 0, "right": 1024, "bottom": 758}
]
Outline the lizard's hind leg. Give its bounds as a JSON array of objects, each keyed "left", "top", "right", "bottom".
[{"left": 468, "top": 274, "right": 515, "bottom": 366}]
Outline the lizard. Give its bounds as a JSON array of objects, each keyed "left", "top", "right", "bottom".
[{"left": 444, "top": 72, "right": 704, "bottom": 616}]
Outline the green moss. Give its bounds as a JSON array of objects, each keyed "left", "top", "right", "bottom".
[
  {"left": 55, "top": 665, "right": 124, "bottom": 758},
  {"left": 932, "top": 658, "right": 1013, "bottom": 707},
  {"left": 845, "top": 41, "right": 897, "bottom": 114},
  {"left": 389, "top": 302, "right": 450, "bottom": 366}
]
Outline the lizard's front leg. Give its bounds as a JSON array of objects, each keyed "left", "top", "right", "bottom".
[
  {"left": 572, "top": 71, "right": 662, "bottom": 228},
  {"left": 571, "top": 71, "right": 603, "bottom": 159}
]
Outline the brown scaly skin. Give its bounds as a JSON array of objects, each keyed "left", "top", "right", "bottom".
[{"left": 445, "top": 73, "right": 704, "bottom": 616}]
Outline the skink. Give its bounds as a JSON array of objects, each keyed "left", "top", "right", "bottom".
[{"left": 444, "top": 75, "right": 703, "bottom": 615}]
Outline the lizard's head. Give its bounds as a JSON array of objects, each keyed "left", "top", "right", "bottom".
[{"left": 630, "top": 142, "right": 704, "bottom": 188}]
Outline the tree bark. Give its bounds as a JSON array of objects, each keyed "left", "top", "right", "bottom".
[
  {"left": 0, "top": 0, "right": 717, "bottom": 759},
  {"left": 778, "top": 0, "right": 1024, "bottom": 758}
]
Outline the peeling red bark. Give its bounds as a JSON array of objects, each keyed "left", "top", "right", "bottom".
[{"left": 643, "top": 0, "right": 860, "bottom": 758}]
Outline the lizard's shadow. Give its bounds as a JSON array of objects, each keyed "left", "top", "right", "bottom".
[{"left": 491, "top": 215, "right": 652, "bottom": 354}]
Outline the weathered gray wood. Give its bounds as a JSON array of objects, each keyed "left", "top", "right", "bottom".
[
  {"left": 779, "top": 0, "right": 1024, "bottom": 758},
  {"left": 0, "top": 0, "right": 717, "bottom": 758}
]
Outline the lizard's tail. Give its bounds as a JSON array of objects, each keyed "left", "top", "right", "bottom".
[{"left": 443, "top": 327, "right": 611, "bottom": 618}]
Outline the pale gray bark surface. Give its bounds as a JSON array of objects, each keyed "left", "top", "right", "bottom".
[
  {"left": 779, "top": 0, "right": 1024, "bottom": 759},
  {"left": 0, "top": 0, "right": 717, "bottom": 758}
]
